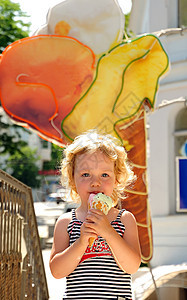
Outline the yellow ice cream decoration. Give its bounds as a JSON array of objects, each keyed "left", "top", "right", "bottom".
[{"left": 62, "top": 34, "right": 169, "bottom": 148}]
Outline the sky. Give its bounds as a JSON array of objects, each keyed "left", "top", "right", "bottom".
[{"left": 12, "top": 0, "right": 132, "bottom": 34}]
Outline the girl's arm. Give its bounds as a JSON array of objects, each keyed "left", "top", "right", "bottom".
[
  {"left": 108, "top": 210, "right": 141, "bottom": 274},
  {"left": 50, "top": 212, "right": 97, "bottom": 279},
  {"left": 85, "top": 209, "right": 141, "bottom": 274}
]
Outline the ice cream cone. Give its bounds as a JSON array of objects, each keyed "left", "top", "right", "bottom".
[{"left": 88, "top": 193, "right": 113, "bottom": 247}]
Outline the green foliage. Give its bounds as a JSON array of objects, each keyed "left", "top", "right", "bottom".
[
  {"left": 6, "top": 146, "right": 41, "bottom": 188},
  {"left": 0, "top": 0, "right": 31, "bottom": 52},
  {"left": 43, "top": 144, "right": 64, "bottom": 171},
  {"left": 0, "top": 115, "right": 28, "bottom": 155}
]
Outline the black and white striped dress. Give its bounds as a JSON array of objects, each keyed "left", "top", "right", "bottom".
[{"left": 63, "top": 209, "right": 132, "bottom": 300}]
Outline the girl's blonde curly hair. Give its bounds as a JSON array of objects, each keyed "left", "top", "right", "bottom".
[{"left": 60, "top": 130, "right": 135, "bottom": 206}]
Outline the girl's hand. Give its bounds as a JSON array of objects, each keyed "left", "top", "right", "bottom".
[
  {"left": 80, "top": 218, "right": 98, "bottom": 246},
  {"left": 85, "top": 209, "right": 113, "bottom": 240}
]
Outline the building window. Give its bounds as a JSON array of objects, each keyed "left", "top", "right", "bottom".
[
  {"left": 178, "top": 0, "right": 187, "bottom": 27},
  {"left": 175, "top": 107, "right": 187, "bottom": 212},
  {"left": 41, "top": 140, "right": 49, "bottom": 149},
  {"left": 176, "top": 157, "right": 187, "bottom": 211}
]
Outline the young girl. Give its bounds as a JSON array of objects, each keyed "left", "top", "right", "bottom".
[{"left": 50, "top": 130, "right": 141, "bottom": 299}]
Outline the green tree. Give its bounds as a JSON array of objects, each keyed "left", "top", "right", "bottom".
[
  {"left": 0, "top": 0, "right": 31, "bottom": 156},
  {"left": 0, "top": 0, "right": 30, "bottom": 52},
  {"left": 43, "top": 144, "right": 64, "bottom": 171},
  {"left": 0, "top": 114, "right": 28, "bottom": 155},
  {"left": 6, "top": 146, "right": 41, "bottom": 188}
]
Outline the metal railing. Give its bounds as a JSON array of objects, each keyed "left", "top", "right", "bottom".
[{"left": 0, "top": 170, "right": 49, "bottom": 299}]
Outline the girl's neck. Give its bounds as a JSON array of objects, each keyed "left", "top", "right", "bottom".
[{"left": 76, "top": 205, "right": 88, "bottom": 222}]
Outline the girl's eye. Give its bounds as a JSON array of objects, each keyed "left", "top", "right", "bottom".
[
  {"left": 82, "top": 173, "right": 90, "bottom": 177},
  {"left": 102, "top": 173, "right": 109, "bottom": 177}
]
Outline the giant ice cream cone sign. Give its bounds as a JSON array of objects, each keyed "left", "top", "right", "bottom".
[{"left": 0, "top": 0, "right": 169, "bottom": 262}]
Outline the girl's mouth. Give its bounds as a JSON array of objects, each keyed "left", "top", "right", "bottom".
[{"left": 90, "top": 191, "right": 103, "bottom": 195}]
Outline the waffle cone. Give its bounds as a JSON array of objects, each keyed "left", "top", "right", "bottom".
[
  {"left": 115, "top": 110, "right": 153, "bottom": 262},
  {"left": 89, "top": 237, "right": 95, "bottom": 247}
]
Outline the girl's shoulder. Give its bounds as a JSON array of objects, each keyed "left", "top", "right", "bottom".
[
  {"left": 58, "top": 210, "right": 72, "bottom": 221},
  {"left": 121, "top": 209, "right": 136, "bottom": 219},
  {"left": 108, "top": 207, "right": 125, "bottom": 222},
  {"left": 120, "top": 209, "right": 137, "bottom": 228},
  {"left": 55, "top": 211, "right": 73, "bottom": 230},
  {"left": 109, "top": 208, "right": 135, "bottom": 221}
]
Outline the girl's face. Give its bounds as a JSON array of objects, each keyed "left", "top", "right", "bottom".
[{"left": 74, "top": 151, "right": 116, "bottom": 207}]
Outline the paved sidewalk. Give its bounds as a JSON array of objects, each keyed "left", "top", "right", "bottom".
[{"left": 42, "top": 249, "right": 66, "bottom": 300}]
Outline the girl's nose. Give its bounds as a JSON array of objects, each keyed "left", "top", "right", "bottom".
[{"left": 91, "top": 176, "right": 101, "bottom": 187}]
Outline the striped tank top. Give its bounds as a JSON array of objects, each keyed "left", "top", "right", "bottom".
[{"left": 63, "top": 209, "right": 132, "bottom": 300}]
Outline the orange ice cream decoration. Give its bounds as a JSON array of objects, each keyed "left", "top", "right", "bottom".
[
  {"left": 0, "top": 0, "right": 170, "bottom": 263},
  {"left": 0, "top": 35, "right": 95, "bottom": 145}
]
